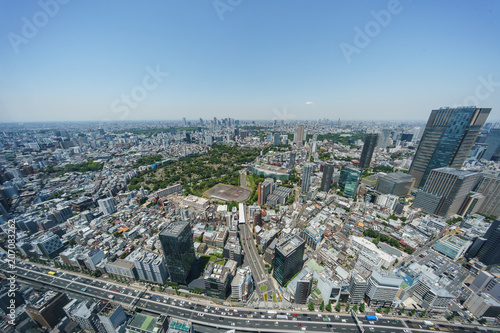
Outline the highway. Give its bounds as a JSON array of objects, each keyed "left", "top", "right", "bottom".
[
  {"left": 3, "top": 259, "right": 496, "bottom": 333},
  {"left": 239, "top": 222, "right": 276, "bottom": 302}
]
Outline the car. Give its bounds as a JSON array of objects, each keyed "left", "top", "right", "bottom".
[
  {"left": 369, "top": 328, "right": 375, "bottom": 331},
  {"left": 248, "top": 237, "right": 250, "bottom": 240},
  {"left": 308, "top": 318, "right": 312, "bottom": 321},
  {"left": 298, "top": 323, "right": 302, "bottom": 326},
  {"left": 231, "top": 323, "right": 235, "bottom": 326},
  {"left": 254, "top": 260, "right": 256, "bottom": 263},
  {"left": 114, "top": 289, "right": 118, "bottom": 291},
  {"left": 294, "top": 313, "right": 298, "bottom": 316},
  {"left": 404, "top": 330, "right": 410, "bottom": 333}
]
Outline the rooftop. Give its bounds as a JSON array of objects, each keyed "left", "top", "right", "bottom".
[{"left": 160, "top": 221, "right": 189, "bottom": 237}]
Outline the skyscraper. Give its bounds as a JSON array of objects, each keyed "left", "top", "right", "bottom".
[
  {"left": 339, "top": 166, "right": 361, "bottom": 197},
  {"left": 377, "top": 129, "right": 391, "bottom": 149},
  {"left": 482, "top": 129, "right": 500, "bottom": 161},
  {"left": 159, "top": 222, "right": 195, "bottom": 285},
  {"left": 295, "top": 125, "right": 305, "bottom": 146},
  {"left": 476, "top": 220, "right": 500, "bottom": 266},
  {"left": 359, "top": 134, "right": 378, "bottom": 169},
  {"left": 320, "top": 163, "right": 335, "bottom": 192},
  {"left": 409, "top": 107, "right": 490, "bottom": 188},
  {"left": 474, "top": 172, "right": 500, "bottom": 217},
  {"left": 273, "top": 235, "right": 305, "bottom": 286},
  {"left": 413, "top": 167, "right": 478, "bottom": 217},
  {"left": 301, "top": 163, "right": 314, "bottom": 193}
]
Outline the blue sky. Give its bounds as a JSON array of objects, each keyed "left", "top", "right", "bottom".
[{"left": 1, "top": 0, "right": 499, "bottom": 122}]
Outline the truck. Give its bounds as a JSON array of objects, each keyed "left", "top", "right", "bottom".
[
  {"left": 365, "top": 315, "right": 378, "bottom": 321},
  {"left": 277, "top": 315, "right": 288, "bottom": 320},
  {"left": 424, "top": 321, "right": 434, "bottom": 326},
  {"left": 475, "top": 327, "right": 487, "bottom": 332},
  {"left": 108, "top": 295, "right": 114, "bottom": 299},
  {"left": 47, "top": 271, "right": 56, "bottom": 276},
  {"left": 81, "top": 288, "right": 87, "bottom": 292}
]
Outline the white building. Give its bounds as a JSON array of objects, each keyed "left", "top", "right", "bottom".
[{"left": 98, "top": 197, "right": 116, "bottom": 215}]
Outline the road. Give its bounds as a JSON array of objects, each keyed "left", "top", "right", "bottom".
[
  {"left": 239, "top": 223, "right": 276, "bottom": 302},
  {"left": 2, "top": 259, "right": 498, "bottom": 333}
]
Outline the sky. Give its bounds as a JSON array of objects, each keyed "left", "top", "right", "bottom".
[{"left": 1, "top": 0, "right": 499, "bottom": 123}]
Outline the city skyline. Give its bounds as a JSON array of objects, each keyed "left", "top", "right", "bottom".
[{"left": 1, "top": 1, "right": 500, "bottom": 122}]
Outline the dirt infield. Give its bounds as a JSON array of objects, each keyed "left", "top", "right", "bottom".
[{"left": 205, "top": 184, "right": 251, "bottom": 202}]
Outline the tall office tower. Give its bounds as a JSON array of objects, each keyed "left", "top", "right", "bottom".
[
  {"left": 474, "top": 172, "right": 500, "bottom": 217},
  {"left": 320, "top": 163, "right": 335, "bottom": 192},
  {"left": 25, "top": 291, "right": 69, "bottom": 330},
  {"left": 290, "top": 152, "right": 296, "bottom": 167},
  {"left": 301, "top": 163, "right": 314, "bottom": 193},
  {"left": 349, "top": 273, "right": 369, "bottom": 304},
  {"left": 359, "top": 134, "right": 379, "bottom": 169},
  {"left": 476, "top": 220, "right": 500, "bottom": 266},
  {"left": 295, "top": 125, "right": 305, "bottom": 145},
  {"left": 376, "top": 173, "right": 415, "bottom": 197},
  {"left": 159, "top": 222, "right": 195, "bottom": 285},
  {"left": 72, "top": 300, "right": 106, "bottom": 333},
  {"left": 339, "top": 166, "right": 361, "bottom": 197},
  {"left": 413, "top": 167, "right": 478, "bottom": 217},
  {"left": 199, "top": 118, "right": 203, "bottom": 126},
  {"left": 409, "top": 107, "right": 490, "bottom": 188},
  {"left": 273, "top": 133, "right": 281, "bottom": 145},
  {"left": 98, "top": 197, "right": 116, "bottom": 215},
  {"left": 482, "top": 129, "right": 500, "bottom": 160},
  {"left": 294, "top": 273, "right": 313, "bottom": 304},
  {"left": 97, "top": 303, "right": 127, "bottom": 333},
  {"left": 365, "top": 270, "right": 403, "bottom": 307},
  {"left": 273, "top": 235, "right": 305, "bottom": 286},
  {"left": 182, "top": 117, "right": 187, "bottom": 126},
  {"left": 257, "top": 179, "right": 274, "bottom": 205},
  {"left": 377, "top": 129, "right": 391, "bottom": 149}
]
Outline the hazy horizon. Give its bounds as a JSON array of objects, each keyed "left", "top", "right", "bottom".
[{"left": 1, "top": 1, "right": 499, "bottom": 123}]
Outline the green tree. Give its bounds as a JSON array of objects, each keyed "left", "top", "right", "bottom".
[
  {"left": 345, "top": 303, "right": 350, "bottom": 312},
  {"left": 335, "top": 303, "right": 341, "bottom": 312},
  {"left": 320, "top": 301, "right": 325, "bottom": 311},
  {"left": 384, "top": 307, "right": 390, "bottom": 314},
  {"left": 376, "top": 307, "right": 382, "bottom": 313},
  {"left": 308, "top": 302, "right": 315, "bottom": 311},
  {"left": 399, "top": 307, "right": 405, "bottom": 315},
  {"left": 360, "top": 303, "right": 365, "bottom": 312},
  {"left": 326, "top": 302, "right": 332, "bottom": 312},
  {"left": 352, "top": 304, "right": 358, "bottom": 312}
]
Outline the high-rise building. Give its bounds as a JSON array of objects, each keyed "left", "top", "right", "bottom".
[
  {"left": 320, "top": 163, "right": 335, "bottom": 192},
  {"left": 377, "top": 129, "right": 391, "bottom": 149},
  {"left": 203, "top": 262, "right": 231, "bottom": 300},
  {"left": 376, "top": 173, "right": 415, "bottom": 198},
  {"left": 25, "top": 291, "right": 69, "bottom": 330},
  {"left": 295, "top": 125, "right": 305, "bottom": 146},
  {"left": 289, "top": 152, "right": 296, "bottom": 167},
  {"left": 294, "top": 273, "right": 313, "bottom": 304},
  {"left": 409, "top": 107, "right": 490, "bottom": 188},
  {"left": 97, "top": 303, "right": 127, "bottom": 333},
  {"left": 98, "top": 197, "right": 116, "bottom": 215},
  {"left": 339, "top": 166, "right": 361, "bottom": 197},
  {"left": 359, "top": 134, "right": 378, "bottom": 169},
  {"left": 273, "top": 235, "right": 305, "bottom": 286},
  {"left": 257, "top": 179, "right": 274, "bottom": 205},
  {"left": 72, "top": 300, "right": 106, "bottom": 333},
  {"left": 273, "top": 133, "right": 281, "bottom": 145},
  {"left": 476, "top": 220, "right": 500, "bottom": 266},
  {"left": 32, "top": 232, "right": 64, "bottom": 259},
  {"left": 301, "top": 163, "right": 314, "bottom": 193},
  {"left": 365, "top": 270, "right": 402, "bottom": 307},
  {"left": 159, "top": 222, "right": 195, "bottom": 285},
  {"left": 482, "top": 129, "right": 500, "bottom": 161},
  {"left": 474, "top": 172, "right": 500, "bottom": 217},
  {"left": 349, "top": 273, "right": 368, "bottom": 304},
  {"left": 413, "top": 167, "right": 478, "bottom": 217}
]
